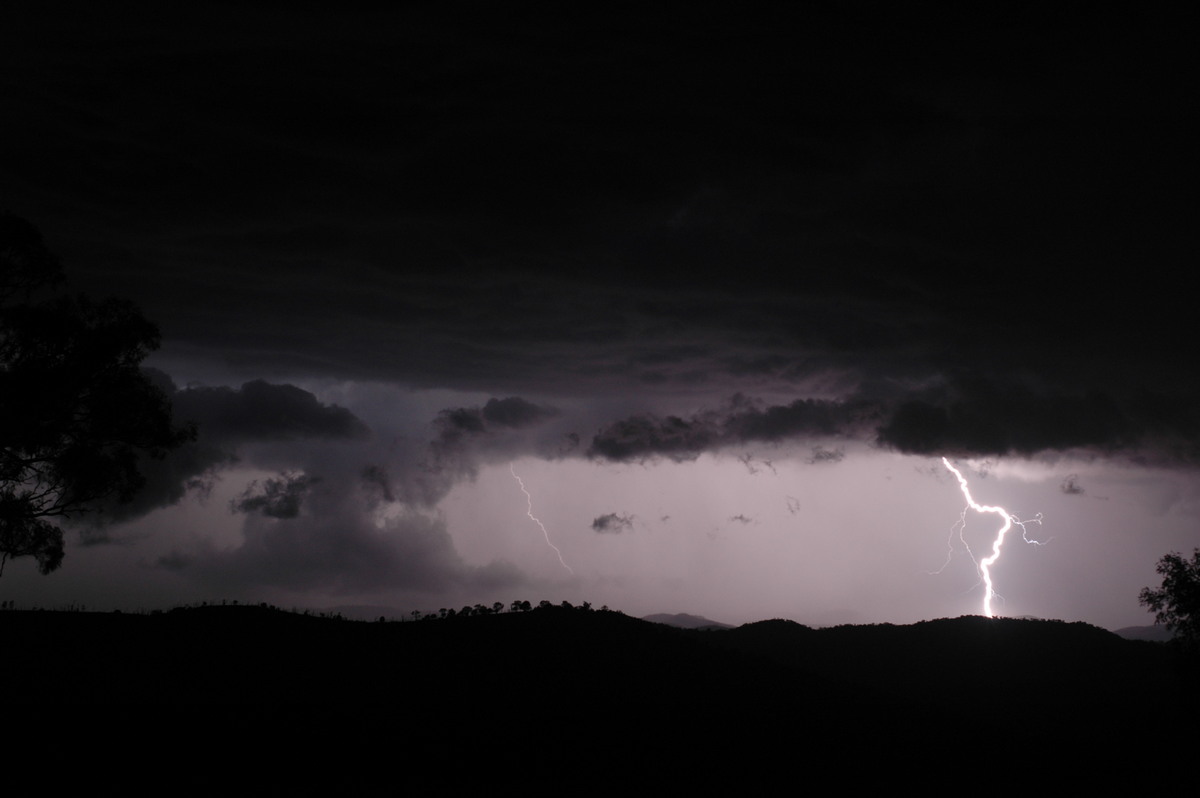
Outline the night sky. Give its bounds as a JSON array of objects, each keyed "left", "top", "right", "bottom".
[{"left": 3, "top": 4, "right": 1198, "bottom": 629}]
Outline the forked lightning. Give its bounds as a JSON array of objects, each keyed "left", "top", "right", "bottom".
[{"left": 941, "top": 457, "right": 1045, "bottom": 617}]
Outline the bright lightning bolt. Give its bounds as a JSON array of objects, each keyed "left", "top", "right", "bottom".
[
  {"left": 510, "top": 464, "right": 573, "bottom": 575},
  {"left": 941, "top": 457, "right": 1045, "bottom": 618}
]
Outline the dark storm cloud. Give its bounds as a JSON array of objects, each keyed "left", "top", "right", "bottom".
[
  {"left": 360, "top": 464, "right": 395, "bottom": 503},
  {"left": 421, "top": 396, "right": 561, "bottom": 491},
  {"left": 93, "top": 373, "right": 370, "bottom": 523},
  {"left": 588, "top": 394, "right": 876, "bottom": 462},
  {"left": 724, "top": 397, "right": 861, "bottom": 440},
  {"left": 431, "top": 397, "right": 558, "bottom": 449},
  {"left": 587, "top": 413, "right": 718, "bottom": 463},
  {"left": 481, "top": 396, "right": 558, "bottom": 428},
  {"left": 437, "top": 397, "right": 557, "bottom": 435},
  {"left": 589, "top": 376, "right": 1200, "bottom": 464},
  {"left": 173, "top": 380, "right": 369, "bottom": 443},
  {"left": 6, "top": 6, "right": 1200, "bottom": 475},
  {"left": 196, "top": 394, "right": 569, "bottom": 537},
  {"left": 93, "top": 441, "right": 237, "bottom": 524},
  {"left": 591, "top": 513, "right": 634, "bottom": 534},
  {"left": 1060, "top": 476, "right": 1084, "bottom": 496},
  {"left": 873, "top": 376, "right": 1142, "bottom": 458},
  {"left": 231, "top": 472, "right": 321, "bottom": 520},
  {"left": 9, "top": 6, "right": 1194, "bottom": 396}
]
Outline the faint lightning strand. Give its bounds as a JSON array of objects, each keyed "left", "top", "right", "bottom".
[
  {"left": 926, "top": 506, "right": 974, "bottom": 577},
  {"left": 510, "top": 464, "right": 574, "bottom": 575},
  {"left": 942, "top": 457, "right": 1045, "bottom": 617}
]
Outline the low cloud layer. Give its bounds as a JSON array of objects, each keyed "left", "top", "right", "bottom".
[
  {"left": 588, "top": 377, "right": 1200, "bottom": 465},
  {"left": 94, "top": 374, "right": 372, "bottom": 523},
  {"left": 591, "top": 513, "right": 634, "bottom": 534},
  {"left": 148, "top": 392, "right": 565, "bottom": 597},
  {"left": 173, "top": 379, "right": 370, "bottom": 443},
  {"left": 421, "top": 396, "right": 564, "bottom": 497}
]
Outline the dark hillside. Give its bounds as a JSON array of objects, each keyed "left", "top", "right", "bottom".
[
  {"left": 708, "top": 616, "right": 1186, "bottom": 751},
  {"left": 2, "top": 607, "right": 1192, "bottom": 789}
]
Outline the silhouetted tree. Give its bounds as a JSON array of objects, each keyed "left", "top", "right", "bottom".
[
  {"left": 0, "top": 215, "right": 192, "bottom": 577},
  {"left": 1140, "top": 548, "right": 1200, "bottom": 650}
]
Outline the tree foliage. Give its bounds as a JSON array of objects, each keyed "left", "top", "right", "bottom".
[
  {"left": 0, "top": 214, "right": 192, "bottom": 576},
  {"left": 1139, "top": 548, "right": 1200, "bottom": 649}
]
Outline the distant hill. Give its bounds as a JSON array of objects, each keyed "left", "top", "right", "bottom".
[
  {"left": 1115, "top": 623, "right": 1174, "bottom": 642},
  {"left": 642, "top": 612, "right": 733, "bottom": 629}
]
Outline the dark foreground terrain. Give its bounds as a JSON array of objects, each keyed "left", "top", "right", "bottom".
[{"left": 2, "top": 605, "right": 1192, "bottom": 790}]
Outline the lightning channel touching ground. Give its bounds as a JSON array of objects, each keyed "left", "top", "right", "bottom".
[
  {"left": 510, "top": 464, "right": 574, "bottom": 575},
  {"left": 941, "top": 457, "right": 1045, "bottom": 617}
]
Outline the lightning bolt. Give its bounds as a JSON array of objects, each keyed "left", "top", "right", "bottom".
[
  {"left": 940, "top": 457, "right": 1045, "bottom": 617},
  {"left": 510, "top": 464, "right": 573, "bottom": 575}
]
